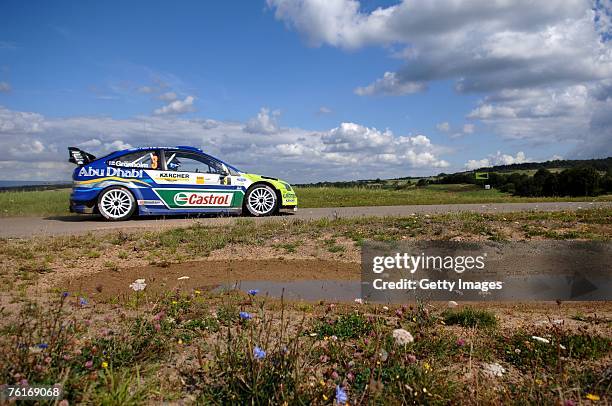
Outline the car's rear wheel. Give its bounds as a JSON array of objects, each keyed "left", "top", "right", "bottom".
[
  {"left": 245, "top": 184, "right": 278, "bottom": 216},
  {"left": 97, "top": 186, "right": 136, "bottom": 221}
]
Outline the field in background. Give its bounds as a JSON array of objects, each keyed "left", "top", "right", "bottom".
[{"left": 1, "top": 185, "right": 612, "bottom": 217}]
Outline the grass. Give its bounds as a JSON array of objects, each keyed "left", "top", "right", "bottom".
[
  {"left": 442, "top": 307, "right": 498, "bottom": 328},
  {"left": 1, "top": 292, "right": 610, "bottom": 404},
  {"left": 1, "top": 185, "right": 611, "bottom": 217}
]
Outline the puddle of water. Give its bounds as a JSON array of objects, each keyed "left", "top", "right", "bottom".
[{"left": 222, "top": 280, "right": 361, "bottom": 302}]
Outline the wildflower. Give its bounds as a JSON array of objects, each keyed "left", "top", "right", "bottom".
[
  {"left": 354, "top": 298, "right": 364, "bottom": 305},
  {"left": 586, "top": 393, "right": 600, "bottom": 401},
  {"left": 253, "top": 346, "right": 266, "bottom": 360},
  {"left": 407, "top": 354, "right": 417, "bottom": 363},
  {"left": 423, "top": 361, "right": 431, "bottom": 371},
  {"left": 248, "top": 289, "right": 259, "bottom": 296},
  {"left": 153, "top": 311, "right": 165, "bottom": 321},
  {"left": 44, "top": 357, "right": 52, "bottom": 364},
  {"left": 79, "top": 297, "right": 88, "bottom": 306},
  {"left": 84, "top": 360, "right": 93, "bottom": 369},
  {"left": 347, "top": 372, "right": 355, "bottom": 381},
  {"left": 61, "top": 292, "right": 69, "bottom": 298},
  {"left": 129, "top": 279, "right": 146, "bottom": 291},
  {"left": 59, "top": 400, "right": 69, "bottom": 406},
  {"left": 194, "top": 290, "right": 201, "bottom": 295},
  {"left": 382, "top": 306, "right": 389, "bottom": 311},
  {"left": 38, "top": 343, "right": 49, "bottom": 349},
  {"left": 483, "top": 362, "right": 505, "bottom": 377},
  {"left": 336, "top": 385, "right": 348, "bottom": 405},
  {"left": 532, "top": 336, "right": 550, "bottom": 344},
  {"left": 392, "top": 329, "right": 414, "bottom": 345},
  {"left": 178, "top": 338, "right": 183, "bottom": 345},
  {"left": 101, "top": 361, "right": 108, "bottom": 369},
  {"left": 564, "top": 400, "right": 575, "bottom": 406},
  {"left": 323, "top": 394, "right": 329, "bottom": 401},
  {"left": 456, "top": 338, "right": 466, "bottom": 347},
  {"left": 239, "top": 311, "right": 252, "bottom": 320}
]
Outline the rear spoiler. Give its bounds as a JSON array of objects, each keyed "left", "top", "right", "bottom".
[{"left": 68, "top": 147, "right": 96, "bottom": 165}]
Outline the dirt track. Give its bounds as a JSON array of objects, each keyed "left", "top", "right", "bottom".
[{"left": 1, "top": 201, "right": 609, "bottom": 238}]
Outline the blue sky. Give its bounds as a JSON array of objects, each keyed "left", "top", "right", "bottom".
[{"left": 0, "top": 0, "right": 611, "bottom": 182}]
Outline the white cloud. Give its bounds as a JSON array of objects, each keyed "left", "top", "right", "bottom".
[
  {"left": 158, "top": 91, "right": 178, "bottom": 102},
  {"left": 0, "top": 106, "right": 450, "bottom": 182},
  {"left": 354, "top": 72, "right": 424, "bottom": 96},
  {"left": 318, "top": 106, "right": 333, "bottom": 114},
  {"left": 244, "top": 107, "right": 281, "bottom": 134},
  {"left": 268, "top": 0, "right": 612, "bottom": 158},
  {"left": 465, "top": 151, "right": 529, "bottom": 170},
  {"left": 436, "top": 122, "right": 450, "bottom": 132},
  {"left": 153, "top": 95, "right": 196, "bottom": 115},
  {"left": 462, "top": 124, "right": 474, "bottom": 134},
  {"left": 0, "top": 82, "right": 10, "bottom": 92}
]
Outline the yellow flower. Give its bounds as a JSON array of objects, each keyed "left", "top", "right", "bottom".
[
  {"left": 172, "top": 300, "right": 178, "bottom": 305},
  {"left": 101, "top": 361, "right": 108, "bottom": 369},
  {"left": 319, "top": 379, "right": 325, "bottom": 387},
  {"left": 178, "top": 338, "right": 183, "bottom": 345},
  {"left": 194, "top": 290, "right": 201, "bottom": 295},
  {"left": 535, "top": 378, "right": 543, "bottom": 385},
  {"left": 322, "top": 394, "right": 329, "bottom": 401},
  {"left": 586, "top": 393, "right": 600, "bottom": 401},
  {"left": 423, "top": 362, "right": 431, "bottom": 371}
]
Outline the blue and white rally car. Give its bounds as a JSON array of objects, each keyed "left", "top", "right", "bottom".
[{"left": 68, "top": 146, "right": 298, "bottom": 220}]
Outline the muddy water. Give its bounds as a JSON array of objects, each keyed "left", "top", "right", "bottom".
[{"left": 67, "top": 259, "right": 360, "bottom": 301}]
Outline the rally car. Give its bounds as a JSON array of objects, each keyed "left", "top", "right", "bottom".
[{"left": 68, "top": 146, "right": 298, "bottom": 220}]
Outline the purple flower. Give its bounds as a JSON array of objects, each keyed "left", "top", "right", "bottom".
[
  {"left": 79, "top": 297, "right": 88, "bottom": 306},
  {"left": 248, "top": 289, "right": 259, "bottom": 296},
  {"left": 61, "top": 292, "right": 69, "bottom": 298},
  {"left": 84, "top": 360, "right": 93, "bottom": 369},
  {"left": 239, "top": 312, "right": 252, "bottom": 320},
  {"left": 253, "top": 346, "right": 266, "bottom": 359},
  {"left": 336, "top": 385, "right": 348, "bottom": 405},
  {"left": 457, "top": 338, "right": 466, "bottom": 347},
  {"left": 564, "top": 400, "right": 575, "bottom": 406}
]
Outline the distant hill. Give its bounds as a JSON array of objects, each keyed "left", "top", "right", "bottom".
[
  {"left": 466, "top": 157, "right": 612, "bottom": 173},
  {"left": 0, "top": 180, "right": 71, "bottom": 192}
]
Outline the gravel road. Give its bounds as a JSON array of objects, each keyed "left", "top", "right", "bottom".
[{"left": 0, "top": 201, "right": 609, "bottom": 238}]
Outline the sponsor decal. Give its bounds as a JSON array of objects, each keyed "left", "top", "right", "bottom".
[
  {"left": 155, "top": 172, "right": 190, "bottom": 182},
  {"left": 196, "top": 176, "right": 205, "bottom": 185},
  {"left": 137, "top": 200, "right": 164, "bottom": 206},
  {"left": 173, "top": 191, "right": 232, "bottom": 207},
  {"left": 78, "top": 167, "right": 143, "bottom": 178},
  {"left": 107, "top": 160, "right": 151, "bottom": 168}
]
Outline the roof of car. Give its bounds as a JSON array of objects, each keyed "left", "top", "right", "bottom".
[{"left": 125, "top": 146, "right": 203, "bottom": 153}]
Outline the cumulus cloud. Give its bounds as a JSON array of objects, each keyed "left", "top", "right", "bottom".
[
  {"left": 153, "top": 95, "right": 196, "bottom": 115},
  {"left": 0, "top": 82, "right": 10, "bottom": 92},
  {"left": 0, "top": 106, "right": 449, "bottom": 182},
  {"left": 268, "top": 0, "right": 612, "bottom": 158},
  {"left": 465, "top": 151, "right": 529, "bottom": 170},
  {"left": 355, "top": 72, "right": 425, "bottom": 96},
  {"left": 244, "top": 107, "right": 281, "bottom": 134}
]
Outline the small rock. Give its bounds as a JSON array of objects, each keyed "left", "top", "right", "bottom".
[
  {"left": 447, "top": 300, "right": 459, "bottom": 308},
  {"left": 532, "top": 336, "right": 550, "bottom": 344},
  {"left": 177, "top": 276, "right": 190, "bottom": 280}
]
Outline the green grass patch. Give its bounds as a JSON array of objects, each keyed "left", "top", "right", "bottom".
[
  {"left": 442, "top": 307, "right": 497, "bottom": 328},
  {"left": 0, "top": 188, "right": 71, "bottom": 217}
]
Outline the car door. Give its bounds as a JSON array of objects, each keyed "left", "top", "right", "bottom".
[{"left": 151, "top": 149, "right": 240, "bottom": 210}]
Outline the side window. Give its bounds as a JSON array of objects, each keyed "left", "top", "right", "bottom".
[
  {"left": 164, "top": 151, "right": 224, "bottom": 174},
  {"left": 108, "top": 151, "right": 159, "bottom": 169}
]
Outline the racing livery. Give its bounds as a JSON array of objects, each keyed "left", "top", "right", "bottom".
[{"left": 68, "top": 146, "right": 297, "bottom": 220}]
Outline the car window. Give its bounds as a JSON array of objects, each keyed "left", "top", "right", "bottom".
[
  {"left": 164, "top": 151, "right": 225, "bottom": 174},
  {"left": 108, "top": 150, "right": 159, "bottom": 169}
]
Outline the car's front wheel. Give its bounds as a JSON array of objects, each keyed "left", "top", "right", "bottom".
[
  {"left": 97, "top": 186, "right": 136, "bottom": 221},
  {"left": 244, "top": 184, "right": 278, "bottom": 216}
]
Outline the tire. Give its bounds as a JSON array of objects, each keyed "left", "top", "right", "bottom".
[
  {"left": 97, "top": 186, "right": 136, "bottom": 221},
  {"left": 244, "top": 184, "right": 279, "bottom": 216}
]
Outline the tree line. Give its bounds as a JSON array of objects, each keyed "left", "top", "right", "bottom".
[{"left": 435, "top": 167, "right": 612, "bottom": 197}]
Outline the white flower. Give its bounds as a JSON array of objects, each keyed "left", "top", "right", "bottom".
[
  {"left": 382, "top": 306, "right": 389, "bottom": 311},
  {"left": 392, "top": 329, "right": 414, "bottom": 345},
  {"left": 177, "top": 276, "right": 190, "bottom": 280},
  {"left": 129, "top": 279, "right": 146, "bottom": 291},
  {"left": 354, "top": 298, "right": 364, "bottom": 305},
  {"left": 532, "top": 336, "right": 550, "bottom": 344},
  {"left": 483, "top": 362, "right": 506, "bottom": 377}
]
